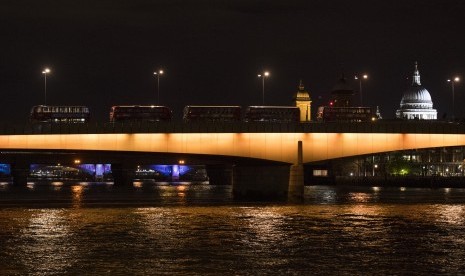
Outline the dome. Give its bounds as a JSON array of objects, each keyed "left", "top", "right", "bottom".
[
  {"left": 396, "top": 62, "right": 437, "bottom": 120},
  {"left": 293, "top": 80, "right": 310, "bottom": 101},
  {"left": 331, "top": 75, "right": 354, "bottom": 95},
  {"left": 330, "top": 74, "right": 354, "bottom": 107},
  {"left": 400, "top": 86, "right": 433, "bottom": 105}
]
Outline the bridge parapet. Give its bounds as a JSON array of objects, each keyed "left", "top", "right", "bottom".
[{"left": 1, "top": 121, "right": 465, "bottom": 135}]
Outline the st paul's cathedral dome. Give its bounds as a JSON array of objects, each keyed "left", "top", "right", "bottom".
[{"left": 396, "top": 62, "right": 437, "bottom": 120}]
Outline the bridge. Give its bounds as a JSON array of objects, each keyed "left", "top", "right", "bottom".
[{"left": 1, "top": 121, "right": 465, "bottom": 198}]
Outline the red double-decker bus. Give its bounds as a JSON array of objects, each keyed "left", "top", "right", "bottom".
[
  {"left": 244, "top": 106, "right": 300, "bottom": 122},
  {"left": 30, "top": 105, "right": 90, "bottom": 123},
  {"left": 109, "top": 105, "right": 172, "bottom": 122},
  {"left": 183, "top": 106, "right": 242, "bottom": 122}
]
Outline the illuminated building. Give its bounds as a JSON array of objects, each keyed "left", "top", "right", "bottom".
[
  {"left": 292, "top": 80, "right": 312, "bottom": 122},
  {"left": 396, "top": 62, "right": 437, "bottom": 120}
]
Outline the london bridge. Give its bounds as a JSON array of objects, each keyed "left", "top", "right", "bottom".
[{"left": 2, "top": 120, "right": 465, "bottom": 198}]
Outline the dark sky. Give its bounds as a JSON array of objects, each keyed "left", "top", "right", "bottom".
[{"left": 1, "top": 0, "right": 465, "bottom": 123}]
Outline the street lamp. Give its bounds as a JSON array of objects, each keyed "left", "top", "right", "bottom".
[
  {"left": 42, "top": 68, "right": 51, "bottom": 105},
  {"left": 257, "top": 71, "right": 269, "bottom": 105},
  {"left": 355, "top": 74, "right": 368, "bottom": 106},
  {"left": 447, "top": 77, "right": 460, "bottom": 120},
  {"left": 153, "top": 69, "right": 164, "bottom": 105}
]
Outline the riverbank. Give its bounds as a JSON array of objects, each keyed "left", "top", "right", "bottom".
[{"left": 307, "top": 176, "right": 465, "bottom": 188}]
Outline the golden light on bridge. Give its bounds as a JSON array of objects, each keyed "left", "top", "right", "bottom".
[{"left": 2, "top": 132, "right": 465, "bottom": 164}]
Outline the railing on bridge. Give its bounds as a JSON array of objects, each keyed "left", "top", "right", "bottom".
[{"left": 0, "top": 121, "right": 465, "bottom": 135}]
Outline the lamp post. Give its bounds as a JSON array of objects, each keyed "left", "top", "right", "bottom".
[
  {"left": 257, "top": 71, "right": 269, "bottom": 105},
  {"left": 447, "top": 77, "right": 460, "bottom": 120},
  {"left": 153, "top": 69, "right": 164, "bottom": 105},
  {"left": 355, "top": 74, "right": 368, "bottom": 106},
  {"left": 42, "top": 68, "right": 50, "bottom": 105}
]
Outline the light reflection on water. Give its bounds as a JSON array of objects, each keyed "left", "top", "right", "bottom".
[{"left": 1, "top": 183, "right": 465, "bottom": 274}]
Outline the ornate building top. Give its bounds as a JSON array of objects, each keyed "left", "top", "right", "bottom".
[
  {"left": 293, "top": 80, "right": 311, "bottom": 101},
  {"left": 396, "top": 62, "right": 436, "bottom": 120}
]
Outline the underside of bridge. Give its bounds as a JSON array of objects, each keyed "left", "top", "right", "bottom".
[
  {"left": 0, "top": 149, "right": 300, "bottom": 199},
  {"left": 2, "top": 144, "right": 465, "bottom": 197}
]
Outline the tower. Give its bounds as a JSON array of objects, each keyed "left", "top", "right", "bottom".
[
  {"left": 330, "top": 73, "right": 355, "bottom": 107},
  {"left": 293, "top": 80, "right": 312, "bottom": 121}
]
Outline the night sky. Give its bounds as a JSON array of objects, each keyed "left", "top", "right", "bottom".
[{"left": 1, "top": 0, "right": 465, "bottom": 123}]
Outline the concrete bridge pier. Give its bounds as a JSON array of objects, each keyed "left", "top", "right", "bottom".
[
  {"left": 232, "top": 164, "right": 290, "bottom": 199},
  {"left": 11, "top": 162, "right": 29, "bottom": 187},
  {"left": 288, "top": 141, "right": 304, "bottom": 201},
  {"left": 111, "top": 163, "right": 135, "bottom": 186},
  {"left": 206, "top": 164, "right": 233, "bottom": 185}
]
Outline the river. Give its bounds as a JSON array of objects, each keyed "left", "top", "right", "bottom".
[{"left": 1, "top": 183, "right": 465, "bottom": 275}]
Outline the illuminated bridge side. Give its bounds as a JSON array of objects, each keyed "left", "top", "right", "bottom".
[
  {"left": 1, "top": 132, "right": 465, "bottom": 163},
  {"left": 2, "top": 121, "right": 465, "bottom": 199}
]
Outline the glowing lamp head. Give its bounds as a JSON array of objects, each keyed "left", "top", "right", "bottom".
[
  {"left": 159, "top": 70, "right": 164, "bottom": 75},
  {"left": 363, "top": 74, "right": 368, "bottom": 79},
  {"left": 264, "top": 71, "right": 269, "bottom": 77},
  {"left": 42, "top": 68, "right": 50, "bottom": 74}
]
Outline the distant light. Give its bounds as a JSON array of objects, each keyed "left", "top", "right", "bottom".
[
  {"left": 264, "top": 71, "right": 269, "bottom": 77},
  {"left": 179, "top": 160, "right": 185, "bottom": 164},
  {"left": 42, "top": 68, "right": 50, "bottom": 74},
  {"left": 257, "top": 74, "right": 262, "bottom": 77},
  {"left": 74, "top": 159, "right": 81, "bottom": 164},
  {"left": 374, "top": 164, "right": 378, "bottom": 168},
  {"left": 363, "top": 74, "right": 368, "bottom": 79},
  {"left": 159, "top": 70, "right": 164, "bottom": 75},
  {"left": 455, "top": 77, "right": 460, "bottom": 82}
]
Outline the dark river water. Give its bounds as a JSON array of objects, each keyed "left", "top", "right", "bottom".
[{"left": 1, "top": 182, "right": 465, "bottom": 275}]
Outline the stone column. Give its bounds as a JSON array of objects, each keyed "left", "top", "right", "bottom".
[
  {"left": 288, "top": 141, "right": 304, "bottom": 201},
  {"left": 11, "top": 162, "right": 29, "bottom": 187},
  {"left": 206, "top": 164, "right": 233, "bottom": 185},
  {"left": 233, "top": 164, "right": 290, "bottom": 200},
  {"left": 111, "top": 163, "right": 135, "bottom": 186}
]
